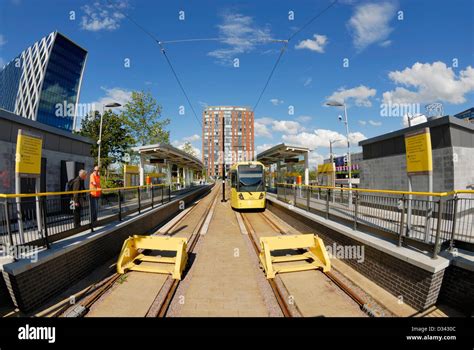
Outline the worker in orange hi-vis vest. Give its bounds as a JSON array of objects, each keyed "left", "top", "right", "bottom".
[{"left": 89, "top": 165, "right": 102, "bottom": 222}]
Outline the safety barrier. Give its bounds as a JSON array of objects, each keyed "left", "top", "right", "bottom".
[
  {"left": 275, "top": 183, "right": 474, "bottom": 258},
  {"left": 259, "top": 234, "right": 331, "bottom": 279},
  {"left": 0, "top": 184, "right": 175, "bottom": 251},
  {"left": 116, "top": 235, "right": 188, "bottom": 280}
]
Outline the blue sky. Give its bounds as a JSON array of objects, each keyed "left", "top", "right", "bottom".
[{"left": 1, "top": 0, "right": 473, "bottom": 166}]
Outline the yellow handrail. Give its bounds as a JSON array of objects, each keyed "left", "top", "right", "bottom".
[
  {"left": 0, "top": 183, "right": 168, "bottom": 199},
  {"left": 274, "top": 183, "right": 474, "bottom": 198}
]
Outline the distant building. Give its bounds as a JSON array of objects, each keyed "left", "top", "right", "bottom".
[
  {"left": 454, "top": 107, "right": 474, "bottom": 122},
  {"left": 322, "top": 152, "right": 362, "bottom": 186},
  {"left": 202, "top": 106, "right": 254, "bottom": 178},
  {"left": 0, "top": 31, "right": 88, "bottom": 132}
]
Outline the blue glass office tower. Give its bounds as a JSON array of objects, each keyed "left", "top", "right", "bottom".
[{"left": 0, "top": 32, "right": 87, "bottom": 132}]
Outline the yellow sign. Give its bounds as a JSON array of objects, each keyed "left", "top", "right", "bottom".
[
  {"left": 124, "top": 165, "right": 139, "bottom": 174},
  {"left": 15, "top": 130, "right": 43, "bottom": 175},
  {"left": 405, "top": 128, "right": 433, "bottom": 175},
  {"left": 317, "top": 163, "right": 335, "bottom": 174},
  {"left": 147, "top": 172, "right": 166, "bottom": 178}
]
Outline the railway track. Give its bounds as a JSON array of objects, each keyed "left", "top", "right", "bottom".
[
  {"left": 57, "top": 184, "right": 220, "bottom": 318},
  {"left": 238, "top": 210, "right": 373, "bottom": 317}
]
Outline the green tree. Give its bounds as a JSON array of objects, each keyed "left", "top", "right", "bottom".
[
  {"left": 79, "top": 110, "right": 133, "bottom": 171},
  {"left": 120, "top": 91, "right": 170, "bottom": 146},
  {"left": 181, "top": 141, "right": 197, "bottom": 158}
]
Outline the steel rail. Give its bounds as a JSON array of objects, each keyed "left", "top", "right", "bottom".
[
  {"left": 254, "top": 210, "right": 376, "bottom": 316},
  {"left": 154, "top": 186, "right": 221, "bottom": 317},
  {"left": 239, "top": 212, "right": 293, "bottom": 318},
  {"left": 57, "top": 185, "right": 217, "bottom": 317}
]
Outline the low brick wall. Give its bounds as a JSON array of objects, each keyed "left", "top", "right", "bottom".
[
  {"left": 0, "top": 276, "right": 12, "bottom": 308},
  {"left": 267, "top": 199, "right": 446, "bottom": 311},
  {"left": 439, "top": 265, "right": 474, "bottom": 316},
  {"left": 2, "top": 185, "right": 211, "bottom": 312}
]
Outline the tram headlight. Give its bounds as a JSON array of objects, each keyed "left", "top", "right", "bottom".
[
  {"left": 259, "top": 193, "right": 264, "bottom": 199},
  {"left": 239, "top": 194, "right": 244, "bottom": 200}
]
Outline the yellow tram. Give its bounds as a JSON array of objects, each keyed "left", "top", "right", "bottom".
[{"left": 229, "top": 161, "right": 266, "bottom": 210}]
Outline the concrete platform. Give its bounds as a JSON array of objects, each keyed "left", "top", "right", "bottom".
[
  {"left": 266, "top": 193, "right": 473, "bottom": 313},
  {"left": 1, "top": 185, "right": 212, "bottom": 312}
]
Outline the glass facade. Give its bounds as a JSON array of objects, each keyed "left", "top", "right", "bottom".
[
  {"left": 0, "top": 56, "right": 22, "bottom": 112},
  {"left": 36, "top": 33, "right": 87, "bottom": 131},
  {"left": 0, "top": 32, "right": 87, "bottom": 132}
]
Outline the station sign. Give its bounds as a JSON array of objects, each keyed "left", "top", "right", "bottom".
[
  {"left": 124, "top": 164, "right": 140, "bottom": 174},
  {"left": 404, "top": 128, "right": 433, "bottom": 175},
  {"left": 15, "top": 129, "right": 43, "bottom": 177},
  {"left": 317, "top": 163, "right": 335, "bottom": 174}
]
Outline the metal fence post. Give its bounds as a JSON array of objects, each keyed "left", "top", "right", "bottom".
[
  {"left": 353, "top": 191, "right": 359, "bottom": 230},
  {"left": 137, "top": 187, "right": 141, "bottom": 214},
  {"left": 88, "top": 194, "right": 94, "bottom": 232},
  {"left": 151, "top": 185, "right": 154, "bottom": 208},
  {"left": 449, "top": 195, "right": 458, "bottom": 251},
  {"left": 306, "top": 186, "right": 311, "bottom": 211},
  {"left": 118, "top": 189, "right": 122, "bottom": 221},
  {"left": 293, "top": 184, "right": 297, "bottom": 207},
  {"left": 40, "top": 196, "right": 50, "bottom": 249},
  {"left": 168, "top": 185, "right": 171, "bottom": 202},
  {"left": 432, "top": 199, "right": 443, "bottom": 259},
  {"left": 398, "top": 195, "right": 406, "bottom": 247},
  {"left": 3, "top": 201, "right": 15, "bottom": 249},
  {"left": 326, "top": 189, "right": 330, "bottom": 219}
]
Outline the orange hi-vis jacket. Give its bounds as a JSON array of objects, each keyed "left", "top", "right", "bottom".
[{"left": 90, "top": 173, "right": 102, "bottom": 197}]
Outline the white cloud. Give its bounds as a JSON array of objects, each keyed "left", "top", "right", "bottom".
[
  {"left": 270, "top": 98, "right": 284, "bottom": 106},
  {"left": 326, "top": 85, "right": 377, "bottom": 107},
  {"left": 303, "top": 77, "right": 313, "bottom": 87},
  {"left": 295, "top": 34, "right": 328, "bottom": 53},
  {"left": 358, "top": 120, "right": 367, "bottom": 126},
  {"left": 254, "top": 119, "right": 273, "bottom": 138},
  {"left": 198, "top": 101, "right": 209, "bottom": 108},
  {"left": 87, "top": 87, "right": 132, "bottom": 115},
  {"left": 208, "top": 13, "right": 272, "bottom": 64},
  {"left": 183, "top": 134, "right": 201, "bottom": 142},
  {"left": 255, "top": 117, "right": 305, "bottom": 136},
  {"left": 282, "top": 129, "right": 367, "bottom": 150},
  {"left": 347, "top": 2, "right": 397, "bottom": 51},
  {"left": 368, "top": 120, "right": 382, "bottom": 126},
  {"left": 402, "top": 113, "right": 427, "bottom": 127},
  {"left": 272, "top": 120, "right": 302, "bottom": 135},
  {"left": 383, "top": 62, "right": 474, "bottom": 105},
  {"left": 308, "top": 151, "right": 325, "bottom": 167},
  {"left": 296, "top": 115, "right": 312, "bottom": 122},
  {"left": 81, "top": 0, "right": 129, "bottom": 32},
  {"left": 255, "top": 143, "right": 275, "bottom": 154}
]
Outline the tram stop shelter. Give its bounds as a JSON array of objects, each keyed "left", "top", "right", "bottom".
[
  {"left": 256, "top": 143, "right": 311, "bottom": 187},
  {"left": 133, "top": 143, "right": 203, "bottom": 188}
]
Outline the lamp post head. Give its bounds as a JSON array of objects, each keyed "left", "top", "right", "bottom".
[
  {"left": 104, "top": 102, "right": 122, "bottom": 108},
  {"left": 326, "top": 100, "right": 344, "bottom": 107}
]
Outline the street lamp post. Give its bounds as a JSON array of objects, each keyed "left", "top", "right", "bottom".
[
  {"left": 326, "top": 101, "right": 352, "bottom": 208},
  {"left": 329, "top": 139, "right": 341, "bottom": 188},
  {"left": 98, "top": 102, "right": 122, "bottom": 169}
]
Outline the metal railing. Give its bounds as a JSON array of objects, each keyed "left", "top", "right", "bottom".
[
  {"left": 0, "top": 184, "right": 174, "bottom": 254},
  {"left": 276, "top": 183, "right": 474, "bottom": 258}
]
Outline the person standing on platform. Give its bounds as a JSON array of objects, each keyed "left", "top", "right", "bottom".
[
  {"left": 72, "top": 170, "right": 87, "bottom": 228},
  {"left": 89, "top": 166, "right": 102, "bottom": 222}
]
